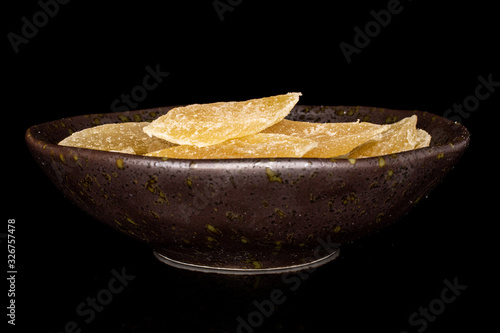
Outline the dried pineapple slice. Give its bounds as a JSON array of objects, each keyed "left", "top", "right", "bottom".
[
  {"left": 59, "top": 122, "right": 175, "bottom": 155},
  {"left": 415, "top": 129, "right": 432, "bottom": 149},
  {"left": 145, "top": 133, "right": 318, "bottom": 159},
  {"left": 262, "top": 119, "right": 387, "bottom": 158},
  {"left": 143, "top": 93, "right": 302, "bottom": 147},
  {"left": 348, "top": 115, "right": 430, "bottom": 158}
]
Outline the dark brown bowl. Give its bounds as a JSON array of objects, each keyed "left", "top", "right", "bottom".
[{"left": 25, "top": 105, "right": 469, "bottom": 274}]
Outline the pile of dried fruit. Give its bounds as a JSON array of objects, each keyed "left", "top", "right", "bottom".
[{"left": 59, "top": 93, "right": 430, "bottom": 159}]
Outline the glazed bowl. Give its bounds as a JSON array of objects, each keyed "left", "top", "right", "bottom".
[{"left": 25, "top": 105, "right": 469, "bottom": 274}]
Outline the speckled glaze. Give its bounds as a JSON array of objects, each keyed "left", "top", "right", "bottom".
[{"left": 25, "top": 105, "right": 470, "bottom": 272}]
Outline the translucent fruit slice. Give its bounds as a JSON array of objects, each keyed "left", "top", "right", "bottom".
[
  {"left": 415, "top": 129, "right": 432, "bottom": 149},
  {"left": 143, "top": 92, "right": 302, "bottom": 147},
  {"left": 261, "top": 119, "right": 387, "bottom": 158},
  {"left": 59, "top": 122, "right": 176, "bottom": 155},
  {"left": 145, "top": 133, "right": 318, "bottom": 159},
  {"left": 347, "top": 115, "right": 431, "bottom": 158}
]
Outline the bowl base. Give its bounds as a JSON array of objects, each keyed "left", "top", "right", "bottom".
[{"left": 153, "top": 249, "right": 340, "bottom": 275}]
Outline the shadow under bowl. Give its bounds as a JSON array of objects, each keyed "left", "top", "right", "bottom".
[{"left": 25, "top": 105, "right": 470, "bottom": 274}]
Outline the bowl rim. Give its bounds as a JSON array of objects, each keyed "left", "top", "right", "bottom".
[{"left": 25, "top": 105, "right": 470, "bottom": 167}]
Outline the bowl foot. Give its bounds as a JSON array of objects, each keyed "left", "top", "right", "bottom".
[{"left": 153, "top": 249, "right": 340, "bottom": 275}]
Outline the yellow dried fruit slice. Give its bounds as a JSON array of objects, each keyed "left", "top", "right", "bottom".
[
  {"left": 147, "top": 139, "right": 176, "bottom": 154},
  {"left": 110, "top": 147, "right": 137, "bottom": 154},
  {"left": 348, "top": 115, "right": 431, "bottom": 158},
  {"left": 145, "top": 133, "right": 318, "bottom": 159},
  {"left": 143, "top": 92, "right": 302, "bottom": 147},
  {"left": 59, "top": 122, "right": 176, "bottom": 155},
  {"left": 415, "top": 129, "right": 432, "bottom": 149},
  {"left": 261, "top": 119, "right": 387, "bottom": 158}
]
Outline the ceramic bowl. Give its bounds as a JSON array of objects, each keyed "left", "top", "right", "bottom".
[{"left": 25, "top": 105, "right": 469, "bottom": 274}]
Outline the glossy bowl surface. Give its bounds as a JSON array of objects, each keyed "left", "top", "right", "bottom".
[{"left": 26, "top": 105, "right": 470, "bottom": 273}]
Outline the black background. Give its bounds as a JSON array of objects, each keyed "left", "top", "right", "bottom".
[{"left": 5, "top": 0, "right": 498, "bottom": 332}]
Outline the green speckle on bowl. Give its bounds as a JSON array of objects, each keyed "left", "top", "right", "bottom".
[
  {"left": 274, "top": 208, "right": 286, "bottom": 218},
  {"left": 206, "top": 224, "right": 223, "bottom": 236},
  {"left": 266, "top": 167, "right": 282, "bottom": 183},
  {"left": 118, "top": 115, "right": 131, "bottom": 122},
  {"left": 116, "top": 158, "right": 124, "bottom": 169},
  {"left": 378, "top": 157, "right": 386, "bottom": 167},
  {"left": 149, "top": 210, "right": 160, "bottom": 219}
]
